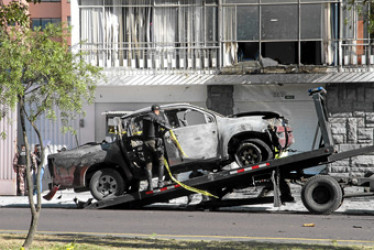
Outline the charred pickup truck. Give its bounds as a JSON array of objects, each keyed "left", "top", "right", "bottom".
[{"left": 48, "top": 104, "right": 294, "bottom": 200}]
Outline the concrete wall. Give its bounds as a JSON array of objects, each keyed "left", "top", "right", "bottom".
[{"left": 326, "top": 83, "right": 374, "bottom": 176}]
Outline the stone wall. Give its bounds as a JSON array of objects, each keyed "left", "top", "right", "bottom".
[{"left": 326, "top": 83, "right": 374, "bottom": 176}]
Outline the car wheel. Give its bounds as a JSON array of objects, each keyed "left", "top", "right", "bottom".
[
  {"left": 247, "top": 139, "right": 274, "bottom": 161},
  {"left": 301, "top": 175, "right": 342, "bottom": 215},
  {"left": 234, "top": 141, "right": 262, "bottom": 167},
  {"left": 89, "top": 168, "right": 125, "bottom": 201}
]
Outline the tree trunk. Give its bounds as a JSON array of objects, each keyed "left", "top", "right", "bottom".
[
  {"left": 18, "top": 96, "right": 40, "bottom": 249},
  {"left": 30, "top": 121, "right": 44, "bottom": 210},
  {"left": 23, "top": 211, "right": 40, "bottom": 248}
]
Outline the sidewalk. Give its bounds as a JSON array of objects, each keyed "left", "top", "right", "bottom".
[{"left": 1, "top": 184, "right": 373, "bottom": 215}]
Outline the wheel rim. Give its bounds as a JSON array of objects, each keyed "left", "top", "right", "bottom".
[
  {"left": 312, "top": 185, "right": 331, "bottom": 205},
  {"left": 237, "top": 144, "right": 261, "bottom": 166},
  {"left": 97, "top": 174, "right": 118, "bottom": 196}
]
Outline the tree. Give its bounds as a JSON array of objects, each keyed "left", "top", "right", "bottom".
[{"left": 0, "top": 1, "right": 102, "bottom": 248}]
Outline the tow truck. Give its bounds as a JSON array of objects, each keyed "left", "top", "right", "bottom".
[{"left": 63, "top": 88, "right": 374, "bottom": 214}]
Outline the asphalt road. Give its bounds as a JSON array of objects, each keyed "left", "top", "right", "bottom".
[{"left": 1, "top": 207, "right": 374, "bottom": 246}]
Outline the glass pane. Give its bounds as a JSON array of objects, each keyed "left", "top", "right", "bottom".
[
  {"left": 237, "top": 6, "right": 258, "bottom": 40},
  {"left": 222, "top": 0, "right": 258, "bottom": 3},
  {"left": 206, "top": 0, "right": 218, "bottom": 4},
  {"left": 31, "top": 19, "right": 41, "bottom": 30},
  {"left": 222, "top": 7, "right": 236, "bottom": 40},
  {"left": 79, "top": 0, "right": 103, "bottom": 5},
  {"left": 261, "top": 5, "right": 298, "bottom": 40},
  {"left": 301, "top": 4, "right": 322, "bottom": 39},
  {"left": 343, "top": 5, "right": 354, "bottom": 39},
  {"left": 155, "top": 0, "right": 178, "bottom": 5},
  {"left": 261, "top": 0, "right": 297, "bottom": 3},
  {"left": 206, "top": 7, "right": 218, "bottom": 42},
  {"left": 154, "top": 8, "right": 177, "bottom": 44}
]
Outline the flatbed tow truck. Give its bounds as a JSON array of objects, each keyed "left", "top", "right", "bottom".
[{"left": 83, "top": 88, "right": 374, "bottom": 214}]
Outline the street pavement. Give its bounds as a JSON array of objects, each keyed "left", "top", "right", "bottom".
[{"left": 1, "top": 184, "right": 373, "bottom": 215}]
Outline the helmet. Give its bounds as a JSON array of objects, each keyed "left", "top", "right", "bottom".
[{"left": 151, "top": 104, "right": 161, "bottom": 111}]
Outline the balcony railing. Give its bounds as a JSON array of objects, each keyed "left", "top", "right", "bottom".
[
  {"left": 341, "top": 40, "right": 374, "bottom": 67},
  {"left": 80, "top": 43, "right": 220, "bottom": 74}
]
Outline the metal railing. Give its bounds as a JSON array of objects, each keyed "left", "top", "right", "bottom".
[{"left": 80, "top": 44, "right": 220, "bottom": 74}]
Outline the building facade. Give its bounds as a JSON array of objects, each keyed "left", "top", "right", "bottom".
[
  {"left": 29, "top": 0, "right": 71, "bottom": 44},
  {"left": 70, "top": 0, "right": 374, "bottom": 177}
]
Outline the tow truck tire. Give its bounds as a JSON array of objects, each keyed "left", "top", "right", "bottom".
[
  {"left": 89, "top": 168, "right": 125, "bottom": 201},
  {"left": 301, "top": 175, "right": 342, "bottom": 215}
]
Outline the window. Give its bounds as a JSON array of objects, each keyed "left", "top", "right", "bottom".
[
  {"left": 262, "top": 42, "right": 298, "bottom": 65},
  {"left": 79, "top": 1, "right": 219, "bottom": 69},
  {"left": 31, "top": 18, "right": 61, "bottom": 30},
  {"left": 261, "top": 5, "right": 298, "bottom": 40},
  {"left": 165, "top": 108, "right": 213, "bottom": 128},
  {"left": 221, "top": 1, "right": 346, "bottom": 66},
  {"left": 300, "top": 4, "right": 322, "bottom": 40}
]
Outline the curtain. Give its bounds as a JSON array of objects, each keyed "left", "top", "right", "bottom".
[
  {"left": 222, "top": 7, "right": 238, "bottom": 66},
  {"left": 80, "top": 8, "right": 104, "bottom": 66},
  {"left": 80, "top": 1, "right": 218, "bottom": 70}
]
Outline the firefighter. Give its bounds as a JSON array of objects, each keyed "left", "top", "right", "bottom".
[{"left": 142, "top": 104, "right": 170, "bottom": 191}]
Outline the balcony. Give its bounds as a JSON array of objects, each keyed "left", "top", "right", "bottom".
[{"left": 80, "top": 43, "right": 220, "bottom": 75}]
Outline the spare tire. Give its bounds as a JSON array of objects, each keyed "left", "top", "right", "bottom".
[{"left": 301, "top": 175, "right": 342, "bottom": 215}]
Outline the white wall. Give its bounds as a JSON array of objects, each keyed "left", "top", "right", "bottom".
[{"left": 94, "top": 85, "right": 207, "bottom": 104}]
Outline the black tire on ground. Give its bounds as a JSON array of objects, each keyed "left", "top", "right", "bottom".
[
  {"left": 234, "top": 141, "right": 262, "bottom": 167},
  {"left": 301, "top": 175, "right": 342, "bottom": 215},
  {"left": 89, "top": 168, "right": 125, "bottom": 201}
]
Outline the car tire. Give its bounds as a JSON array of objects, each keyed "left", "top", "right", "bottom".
[
  {"left": 89, "top": 168, "right": 125, "bottom": 201},
  {"left": 247, "top": 139, "right": 274, "bottom": 161},
  {"left": 234, "top": 139, "right": 273, "bottom": 167},
  {"left": 234, "top": 141, "right": 263, "bottom": 167},
  {"left": 301, "top": 175, "right": 342, "bottom": 215}
]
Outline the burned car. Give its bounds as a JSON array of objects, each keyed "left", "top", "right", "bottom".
[{"left": 48, "top": 104, "right": 294, "bottom": 200}]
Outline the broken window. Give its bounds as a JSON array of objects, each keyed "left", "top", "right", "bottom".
[
  {"left": 238, "top": 42, "right": 259, "bottom": 62},
  {"left": 262, "top": 42, "right": 298, "bottom": 65},
  {"left": 165, "top": 108, "right": 212, "bottom": 128},
  {"left": 301, "top": 42, "right": 322, "bottom": 65}
]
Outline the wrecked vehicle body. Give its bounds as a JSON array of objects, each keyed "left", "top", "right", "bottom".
[{"left": 48, "top": 104, "right": 294, "bottom": 200}]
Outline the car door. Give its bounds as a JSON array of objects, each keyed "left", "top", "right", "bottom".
[{"left": 163, "top": 107, "right": 220, "bottom": 167}]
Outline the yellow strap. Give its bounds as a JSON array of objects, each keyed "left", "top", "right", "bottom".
[
  {"left": 163, "top": 158, "right": 218, "bottom": 199},
  {"left": 169, "top": 130, "right": 188, "bottom": 157},
  {"left": 274, "top": 147, "right": 288, "bottom": 159}
]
